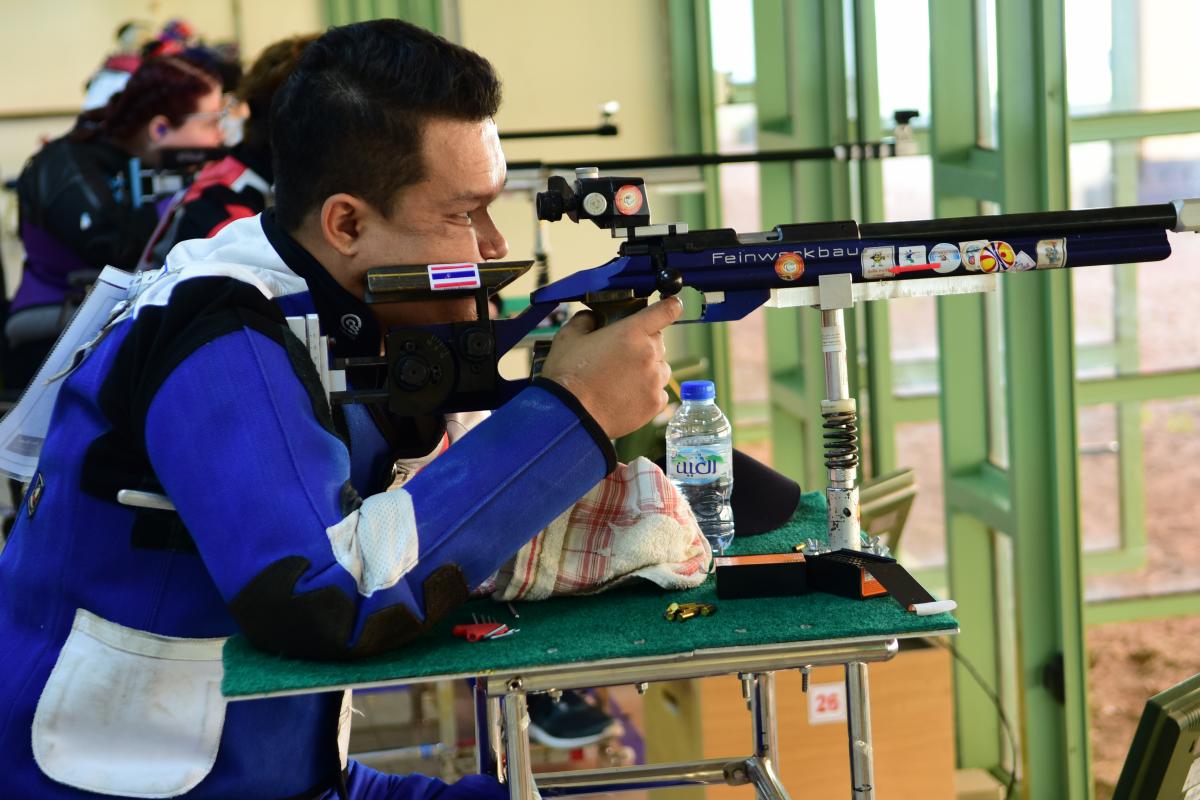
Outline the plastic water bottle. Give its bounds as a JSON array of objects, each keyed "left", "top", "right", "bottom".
[{"left": 666, "top": 380, "right": 735, "bottom": 553}]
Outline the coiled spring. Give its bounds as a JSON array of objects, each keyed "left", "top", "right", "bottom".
[{"left": 822, "top": 410, "right": 860, "bottom": 471}]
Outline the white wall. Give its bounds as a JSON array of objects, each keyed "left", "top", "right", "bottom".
[
  {"left": 237, "top": 0, "right": 325, "bottom": 72},
  {"left": 455, "top": 0, "right": 678, "bottom": 301}
]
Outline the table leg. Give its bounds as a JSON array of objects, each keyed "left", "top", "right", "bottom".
[
  {"left": 746, "top": 755, "right": 790, "bottom": 800},
  {"left": 488, "top": 696, "right": 504, "bottom": 779},
  {"left": 844, "top": 662, "right": 875, "bottom": 799},
  {"left": 748, "top": 672, "right": 791, "bottom": 800},
  {"left": 749, "top": 672, "right": 780, "bottom": 762},
  {"left": 473, "top": 681, "right": 500, "bottom": 779},
  {"left": 501, "top": 691, "right": 536, "bottom": 800},
  {"left": 436, "top": 681, "right": 459, "bottom": 780}
]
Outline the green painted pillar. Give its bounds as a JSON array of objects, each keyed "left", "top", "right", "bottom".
[
  {"left": 756, "top": 0, "right": 858, "bottom": 487},
  {"left": 933, "top": 0, "right": 1092, "bottom": 795},
  {"left": 666, "top": 0, "right": 730, "bottom": 407}
]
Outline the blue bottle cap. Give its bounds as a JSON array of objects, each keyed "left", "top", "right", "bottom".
[{"left": 680, "top": 380, "right": 715, "bottom": 401}]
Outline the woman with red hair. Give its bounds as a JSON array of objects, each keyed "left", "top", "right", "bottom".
[
  {"left": 148, "top": 34, "right": 316, "bottom": 263},
  {"left": 6, "top": 56, "right": 226, "bottom": 386}
]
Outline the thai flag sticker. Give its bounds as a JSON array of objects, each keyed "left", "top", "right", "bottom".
[{"left": 427, "top": 262, "right": 481, "bottom": 291}]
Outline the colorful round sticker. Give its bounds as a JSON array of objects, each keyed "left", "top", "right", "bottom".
[
  {"left": 774, "top": 252, "right": 805, "bottom": 281},
  {"left": 961, "top": 241, "right": 986, "bottom": 272},
  {"left": 929, "top": 243, "right": 962, "bottom": 274},
  {"left": 614, "top": 184, "right": 645, "bottom": 216},
  {"left": 979, "top": 241, "right": 1015, "bottom": 273}
]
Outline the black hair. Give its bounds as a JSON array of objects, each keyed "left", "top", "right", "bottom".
[
  {"left": 237, "top": 34, "right": 318, "bottom": 157},
  {"left": 183, "top": 45, "right": 243, "bottom": 93},
  {"left": 271, "top": 19, "right": 502, "bottom": 231}
]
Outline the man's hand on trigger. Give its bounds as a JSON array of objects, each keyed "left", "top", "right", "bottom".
[{"left": 540, "top": 297, "right": 683, "bottom": 439}]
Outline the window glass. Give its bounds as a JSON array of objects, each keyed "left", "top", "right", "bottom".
[
  {"left": 875, "top": 0, "right": 930, "bottom": 129},
  {"left": 1078, "top": 404, "right": 1121, "bottom": 553},
  {"left": 884, "top": 155, "right": 938, "bottom": 393},
  {"left": 1086, "top": 397, "right": 1200, "bottom": 600},
  {"left": 894, "top": 421, "right": 945, "bottom": 568},
  {"left": 1066, "top": 0, "right": 1200, "bottom": 115}
]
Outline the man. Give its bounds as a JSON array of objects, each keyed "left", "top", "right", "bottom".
[{"left": 0, "top": 20, "right": 679, "bottom": 800}]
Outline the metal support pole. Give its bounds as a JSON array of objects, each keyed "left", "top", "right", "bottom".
[
  {"left": 488, "top": 696, "right": 504, "bottom": 779},
  {"left": 746, "top": 756, "right": 791, "bottom": 800},
  {"left": 501, "top": 689, "right": 535, "bottom": 800},
  {"left": 818, "top": 273, "right": 861, "bottom": 551},
  {"left": 473, "top": 681, "right": 500, "bottom": 779},
  {"left": 436, "top": 680, "right": 458, "bottom": 780},
  {"left": 845, "top": 662, "right": 875, "bottom": 799},
  {"left": 749, "top": 671, "right": 789, "bottom": 800},
  {"left": 536, "top": 758, "right": 750, "bottom": 796},
  {"left": 749, "top": 672, "right": 780, "bottom": 762}
]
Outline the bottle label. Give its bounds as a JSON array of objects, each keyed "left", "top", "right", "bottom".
[{"left": 668, "top": 445, "right": 732, "bottom": 484}]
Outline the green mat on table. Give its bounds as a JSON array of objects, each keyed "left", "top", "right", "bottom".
[{"left": 222, "top": 492, "right": 957, "bottom": 698}]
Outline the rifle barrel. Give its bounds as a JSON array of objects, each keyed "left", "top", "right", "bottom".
[{"left": 859, "top": 203, "right": 1179, "bottom": 242}]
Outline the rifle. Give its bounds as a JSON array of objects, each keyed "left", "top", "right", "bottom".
[
  {"left": 335, "top": 171, "right": 1200, "bottom": 549},
  {"left": 338, "top": 170, "right": 1199, "bottom": 412}
]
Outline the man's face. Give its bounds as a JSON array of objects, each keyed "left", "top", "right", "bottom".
[{"left": 352, "top": 116, "right": 509, "bottom": 327}]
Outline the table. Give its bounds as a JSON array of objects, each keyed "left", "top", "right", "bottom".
[{"left": 222, "top": 492, "right": 958, "bottom": 799}]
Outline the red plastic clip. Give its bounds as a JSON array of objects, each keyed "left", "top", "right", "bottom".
[
  {"left": 452, "top": 615, "right": 516, "bottom": 642},
  {"left": 453, "top": 622, "right": 506, "bottom": 642}
]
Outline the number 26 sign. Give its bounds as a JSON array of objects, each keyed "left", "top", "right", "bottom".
[{"left": 807, "top": 682, "right": 848, "bottom": 724}]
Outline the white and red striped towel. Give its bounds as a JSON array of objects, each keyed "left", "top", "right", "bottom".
[
  {"left": 392, "top": 413, "right": 711, "bottom": 600},
  {"left": 487, "top": 457, "right": 712, "bottom": 601}
]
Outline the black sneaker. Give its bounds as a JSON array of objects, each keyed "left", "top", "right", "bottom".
[{"left": 526, "top": 690, "right": 620, "bottom": 749}]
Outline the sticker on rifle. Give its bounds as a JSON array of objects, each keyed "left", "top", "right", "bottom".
[
  {"left": 861, "top": 246, "right": 895, "bottom": 279},
  {"left": 1013, "top": 250, "right": 1037, "bottom": 271},
  {"left": 898, "top": 244, "right": 928, "bottom": 269},
  {"left": 428, "top": 263, "right": 481, "bottom": 291},
  {"left": 774, "top": 252, "right": 805, "bottom": 281},
  {"left": 1036, "top": 238, "right": 1067, "bottom": 269},
  {"left": 959, "top": 239, "right": 989, "bottom": 272},
  {"left": 614, "top": 184, "right": 645, "bottom": 216},
  {"left": 929, "top": 242, "right": 962, "bottom": 274},
  {"left": 979, "top": 241, "right": 1015, "bottom": 273}
]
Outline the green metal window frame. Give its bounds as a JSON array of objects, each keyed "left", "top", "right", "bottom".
[
  {"left": 851, "top": 0, "right": 1200, "bottom": 594},
  {"left": 666, "top": 0, "right": 731, "bottom": 408},
  {"left": 933, "top": 2, "right": 1090, "bottom": 795},
  {"left": 750, "top": 1, "right": 1200, "bottom": 796},
  {"left": 755, "top": 0, "right": 866, "bottom": 488},
  {"left": 751, "top": 0, "right": 1122, "bottom": 795}
]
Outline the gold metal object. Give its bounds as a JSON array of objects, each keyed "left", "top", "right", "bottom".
[{"left": 665, "top": 601, "right": 717, "bottom": 622}]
